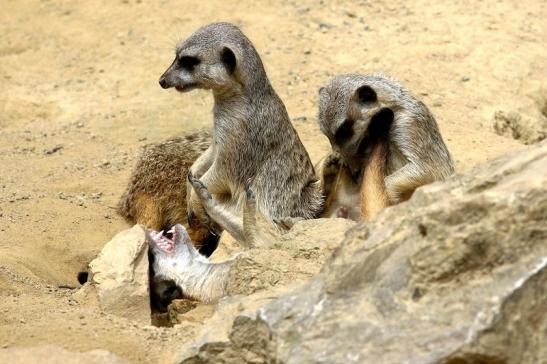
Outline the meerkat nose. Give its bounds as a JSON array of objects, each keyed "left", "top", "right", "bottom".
[{"left": 159, "top": 77, "right": 169, "bottom": 89}]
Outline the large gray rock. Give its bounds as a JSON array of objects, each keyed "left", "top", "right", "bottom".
[
  {"left": 83, "top": 224, "right": 150, "bottom": 323},
  {"left": 179, "top": 141, "right": 547, "bottom": 364},
  {"left": 0, "top": 345, "right": 128, "bottom": 364}
]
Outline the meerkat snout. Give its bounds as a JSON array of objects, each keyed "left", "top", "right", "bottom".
[{"left": 158, "top": 55, "right": 201, "bottom": 92}]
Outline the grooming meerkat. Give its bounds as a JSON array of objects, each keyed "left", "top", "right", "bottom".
[
  {"left": 158, "top": 22, "right": 323, "bottom": 246},
  {"left": 317, "top": 73, "right": 454, "bottom": 215},
  {"left": 117, "top": 130, "right": 220, "bottom": 256}
]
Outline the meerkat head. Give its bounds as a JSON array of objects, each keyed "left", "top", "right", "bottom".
[
  {"left": 159, "top": 22, "right": 267, "bottom": 97},
  {"left": 147, "top": 224, "right": 200, "bottom": 311},
  {"left": 318, "top": 74, "right": 401, "bottom": 174}
]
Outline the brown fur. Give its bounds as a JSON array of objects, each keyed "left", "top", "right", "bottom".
[
  {"left": 360, "top": 139, "right": 390, "bottom": 220},
  {"left": 117, "top": 130, "right": 213, "bottom": 247}
]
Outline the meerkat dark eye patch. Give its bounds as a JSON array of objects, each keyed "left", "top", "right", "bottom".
[
  {"left": 356, "top": 85, "right": 377, "bottom": 104},
  {"left": 178, "top": 56, "right": 200, "bottom": 70},
  {"left": 334, "top": 119, "right": 355, "bottom": 145},
  {"left": 368, "top": 108, "right": 394, "bottom": 139},
  {"left": 221, "top": 47, "right": 237, "bottom": 75}
]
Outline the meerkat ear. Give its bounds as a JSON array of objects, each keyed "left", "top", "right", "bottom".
[
  {"left": 355, "top": 85, "right": 377, "bottom": 104},
  {"left": 318, "top": 86, "right": 325, "bottom": 94},
  {"left": 221, "top": 47, "right": 237, "bottom": 75}
]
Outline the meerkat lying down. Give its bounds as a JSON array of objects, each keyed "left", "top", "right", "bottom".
[{"left": 148, "top": 184, "right": 276, "bottom": 306}]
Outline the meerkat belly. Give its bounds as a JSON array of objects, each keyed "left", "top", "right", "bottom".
[{"left": 324, "top": 182, "right": 362, "bottom": 221}]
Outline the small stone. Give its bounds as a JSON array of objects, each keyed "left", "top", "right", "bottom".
[
  {"left": 43, "top": 145, "right": 63, "bottom": 155},
  {"left": 461, "top": 76, "right": 470, "bottom": 82},
  {"left": 344, "top": 9, "right": 357, "bottom": 18},
  {"left": 85, "top": 225, "right": 150, "bottom": 323}
]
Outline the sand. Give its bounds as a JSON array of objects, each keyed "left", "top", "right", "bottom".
[{"left": 0, "top": 0, "right": 545, "bottom": 362}]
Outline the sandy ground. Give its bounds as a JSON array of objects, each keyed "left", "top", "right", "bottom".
[{"left": 0, "top": 0, "right": 546, "bottom": 362}]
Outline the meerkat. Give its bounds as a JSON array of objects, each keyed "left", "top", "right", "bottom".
[
  {"left": 148, "top": 185, "right": 264, "bottom": 305},
  {"left": 117, "top": 130, "right": 220, "bottom": 256},
  {"left": 158, "top": 22, "right": 323, "bottom": 245},
  {"left": 149, "top": 224, "right": 234, "bottom": 304},
  {"left": 317, "top": 73, "right": 454, "bottom": 213}
]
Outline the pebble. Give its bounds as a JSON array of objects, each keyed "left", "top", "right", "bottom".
[{"left": 44, "top": 145, "right": 63, "bottom": 155}]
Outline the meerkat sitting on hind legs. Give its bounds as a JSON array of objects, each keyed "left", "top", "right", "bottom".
[
  {"left": 120, "top": 22, "right": 322, "bottom": 259},
  {"left": 158, "top": 22, "right": 323, "bottom": 246},
  {"left": 317, "top": 73, "right": 455, "bottom": 221}
]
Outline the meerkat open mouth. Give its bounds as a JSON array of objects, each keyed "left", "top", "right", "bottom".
[
  {"left": 175, "top": 83, "right": 198, "bottom": 93},
  {"left": 148, "top": 227, "right": 178, "bottom": 254}
]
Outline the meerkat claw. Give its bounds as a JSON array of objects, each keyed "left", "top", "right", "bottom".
[
  {"left": 189, "top": 176, "right": 212, "bottom": 201},
  {"left": 244, "top": 182, "right": 255, "bottom": 200}
]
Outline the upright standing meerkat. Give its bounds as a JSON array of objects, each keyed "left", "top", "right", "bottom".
[
  {"left": 158, "top": 22, "right": 323, "bottom": 245},
  {"left": 317, "top": 73, "right": 454, "bottom": 216},
  {"left": 117, "top": 130, "right": 220, "bottom": 256}
]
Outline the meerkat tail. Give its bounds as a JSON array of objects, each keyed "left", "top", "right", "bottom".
[{"left": 361, "top": 141, "right": 390, "bottom": 220}]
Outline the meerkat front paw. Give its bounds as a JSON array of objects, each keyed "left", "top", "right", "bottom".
[
  {"left": 187, "top": 172, "right": 214, "bottom": 228},
  {"left": 323, "top": 152, "right": 343, "bottom": 175},
  {"left": 319, "top": 151, "right": 344, "bottom": 197},
  {"left": 188, "top": 172, "right": 213, "bottom": 203}
]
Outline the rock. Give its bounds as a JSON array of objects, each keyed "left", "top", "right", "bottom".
[
  {"left": 493, "top": 110, "right": 547, "bottom": 144},
  {"left": 172, "top": 218, "right": 356, "bottom": 361},
  {"left": 81, "top": 225, "right": 150, "bottom": 323},
  {"left": 0, "top": 345, "right": 128, "bottom": 364},
  {"left": 178, "top": 141, "right": 547, "bottom": 364},
  {"left": 493, "top": 86, "right": 547, "bottom": 145},
  {"left": 225, "top": 218, "right": 356, "bottom": 297}
]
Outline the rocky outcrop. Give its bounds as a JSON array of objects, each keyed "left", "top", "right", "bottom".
[
  {"left": 178, "top": 141, "right": 547, "bottom": 364},
  {"left": 0, "top": 345, "right": 128, "bottom": 364},
  {"left": 78, "top": 225, "right": 150, "bottom": 324},
  {"left": 493, "top": 109, "right": 547, "bottom": 144},
  {"left": 493, "top": 87, "right": 547, "bottom": 144}
]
